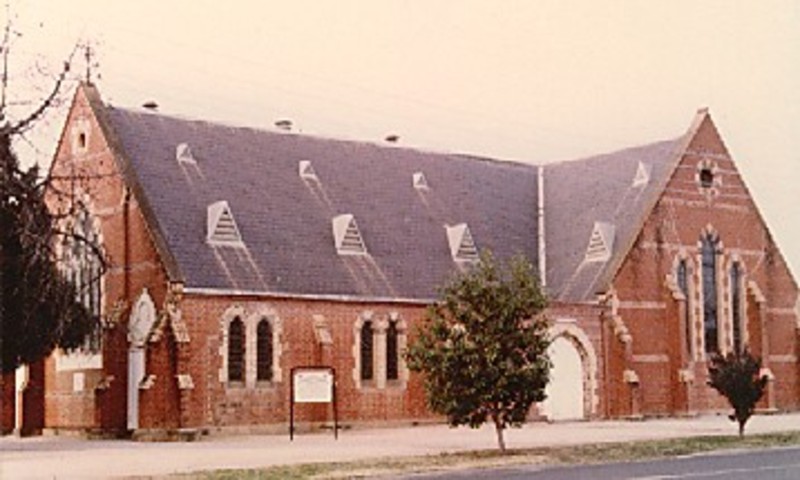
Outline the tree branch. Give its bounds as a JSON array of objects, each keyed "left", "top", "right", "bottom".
[{"left": 6, "top": 44, "right": 77, "bottom": 135}]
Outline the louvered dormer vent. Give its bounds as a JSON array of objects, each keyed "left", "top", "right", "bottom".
[
  {"left": 332, "top": 214, "right": 367, "bottom": 255},
  {"left": 632, "top": 161, "right": 651, "bottom": 187},
  {"left": 446, "top": 223, "right": 479, "bottom": 263},
  {"left": 176, "top": 143, "right": 197, "bottom": 165},
  {"left": 299, "top": 160, "right": 318, "bottom": 180},
  {"left": 207, "top": 201, "right": 244, "bottom": 246},
  {"left": 584, "top": 221, "right": 615, "bottom": 263},
  {"left": 412, "top": 172, "right": 429, "bottom": 191}
]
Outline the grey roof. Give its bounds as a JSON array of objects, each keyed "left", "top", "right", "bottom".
[
  {"left": 91, "top": 85, "right": 690, "bottom": 304},
  {"left": 543, "top": 139, "right": 681, "bottom": 302},
  {"left": 103, "top": 107, "right": 540, "bottom": 299}
]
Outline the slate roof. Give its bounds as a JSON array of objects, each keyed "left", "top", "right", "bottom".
[
  {"left": 102, "top": 107, "right": 540, "bottom": 300},
  {"left": 86, "top": 85, "right": 691, "bottom": 303},
  {"left": 543, "top": 139, "right": 681, "bottom": 302}
]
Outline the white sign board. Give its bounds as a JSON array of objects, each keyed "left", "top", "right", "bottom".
[{"left": 293, "top": 369, "right": 334, "bottom": 403}]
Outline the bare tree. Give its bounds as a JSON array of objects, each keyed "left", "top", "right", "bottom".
[{"left": 1, "top": 5, "right": 104, "bottom": 374}]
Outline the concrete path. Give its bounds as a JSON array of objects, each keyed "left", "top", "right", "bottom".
[{"left": 1, "top": 413, "right": 799, "bottom": 479}]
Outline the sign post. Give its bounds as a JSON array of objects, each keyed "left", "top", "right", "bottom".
[{"left": 290, "top": 366, "right": 337, "bottom": 440}]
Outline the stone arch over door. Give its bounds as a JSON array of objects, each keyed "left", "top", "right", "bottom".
[
  {"left": 540, "top": 320, "right": 599, "bottom": 421},
  {"left": 127, "top": 289, "right": 156, "bottom": 430}
]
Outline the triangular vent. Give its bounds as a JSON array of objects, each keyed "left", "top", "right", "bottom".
[
  {"left": 584, "top": 221, "right": 615, "bottom": 263},
  {"left": 632, "top": 161, "right": 650, "bottom": 187},
  {"left": 412, "top": 172, "right": 429, "bottom": 191},
  {"left": 446, "top": 223, "right": 479, "bottom": 263},
  {"left": 176, "top": 143, "right": 197, "bottom": 165},
  {"left": 299, "top": 160, "right": 318, "bottom": 180},
  {"left": 207, "top": 201, "right": 243, "bottom": 246},
  {"left": 332, "top": 214, "right": 367, "bottom": 255}
]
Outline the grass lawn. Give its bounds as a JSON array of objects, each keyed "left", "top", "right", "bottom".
[{"left": 158, "top": 430, "right": 800, "bottom": 479}]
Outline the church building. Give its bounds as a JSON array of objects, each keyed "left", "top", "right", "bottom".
[{"left": 3, "top": 83, "right": 798, "bottom": 437}]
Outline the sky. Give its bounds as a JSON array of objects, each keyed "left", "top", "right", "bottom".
[{"left": 5, "top": 0, "right": 800, "bottom": 277}]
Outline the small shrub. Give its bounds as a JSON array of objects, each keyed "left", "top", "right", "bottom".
[{"left": 707, "top": 349, "right": 768, "bottom": 436}]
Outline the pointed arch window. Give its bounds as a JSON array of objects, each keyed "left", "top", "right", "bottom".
[
  {"left": 360, "top": 321, "right": 374, "bottom": 381},
  {"left": 677, "top": 259, "right": 691, "bottom": 356},
  {"left": 701, "top": 235, "right": 718, "bottom": 354},
  {"left": 256, "top": 319, "right": 273, "bottom": 381},
  {"left": 63, "top": 206, "right": 103, "bottom": 352},
  {"left": 386, "top": 321, "right": 399, "bottom": 381},
  {"left": 228, "top": 317, "right": 245, "bottom": 382},
  {"left": 731, "top": 262, "right": 743, "bottom": 353}
]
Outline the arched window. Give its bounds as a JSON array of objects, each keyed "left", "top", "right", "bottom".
[
  {"left": 701, "top": 235, "right": 718, "bottom": 354},
  {"left": 386, "top": 321, "right": 399, "bottom": 381},
  {"left": 360, "top": 321, "right": 374, "bottom": 381},
  {"left": 731, "top": 262, "right": 743, "bottom": 353},
  {"left": 63, "top": 207, "right": 103, "bottom": 352},
  {"left": 677, "top": 259, "right": 691, "bottom": 356},
  {"left": 228, "top": 317, "right": 245, "bottom": 382},
  {"left": 257, "top": 319, "right": 273, "bottom": 381}
]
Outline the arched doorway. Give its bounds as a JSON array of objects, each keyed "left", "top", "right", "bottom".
[
  {"left": 542, "top": 336, "right": 585, "bottom": 421},
  {"left": 128, "top": 290, "right": 156, "bottom": 430}
]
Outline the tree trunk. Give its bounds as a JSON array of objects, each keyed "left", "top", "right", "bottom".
[
  {"left": 492, "top": 413, "right": 506, "bottom": 453},
  {"left": 738, "top": 419, "right": 745, "bottom": 437}
]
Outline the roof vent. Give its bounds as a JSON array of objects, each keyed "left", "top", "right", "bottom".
[
  {"left": 584, "top": 221, "right": 615, "bottom": 263},
  {"left": 275, "top": 119, "right": 293, "bottom": 131},
  {"left": 299, "top": 160, "right": 318, "bottom": 180},
  {"left": 176, "top": 143, "right": 197, "bottom": 165},
  {"left": 632, "top": 161, "right": 651, "bottom": 187},
  {"left": 446, "top": 223, "right": 479, "bottom": 263},
  {"left": 207, "top": 201, "right": 243, "bottom": 246},
  {"left": 332, "top": 214, "right": 367, "bottom": 255},
  {"left": 412, "top": 172, "right": 429, "bottom": 191}
]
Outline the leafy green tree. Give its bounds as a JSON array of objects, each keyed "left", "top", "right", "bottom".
[
  {"left": 406, "top": 252, "right": 550, "bottom": 452},
  {"left": 707, "top": 349, "right": 768, "bottom": 437}
]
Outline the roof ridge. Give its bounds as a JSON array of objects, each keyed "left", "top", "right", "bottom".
[
  {"left": 108, "top": 106, "right": 538, "bottom": 170},
  {"left": 543, "top": 137, "right": 682, "bottom": 168}
]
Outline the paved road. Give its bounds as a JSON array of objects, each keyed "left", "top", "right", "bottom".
[
  {"left": 2, "top": 414, "right": 800, "bottom": 479},
  {"left": 405, "top": 446, "right": 800, "bottom": 480}
]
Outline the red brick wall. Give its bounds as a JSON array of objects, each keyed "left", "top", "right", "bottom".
[
  {"left": 609, "top": 114, "right": 799, "bottom": 417},
  {"left": 0, "top": 372, "right": 14, "bottom": 433},
  {"left": 147, "top": 295, "right": 606, "bottom": 431},
  {"left": 43, "top": 86, "right": 173, "bottom": 433},
  {"left": 176, "top": 296, "right": 432, "bottom": 429}
]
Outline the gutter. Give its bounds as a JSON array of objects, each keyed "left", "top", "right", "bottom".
[{"left": 182, "top": 287, "right": 434, "bottom": 305}]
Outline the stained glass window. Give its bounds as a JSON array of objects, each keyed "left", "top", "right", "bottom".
[
  {"left": 702, "top": 236, "right": 718, "bottom": 354},
  {"left": 360, "top": 321, "right": 373, "bottom": 381},
  {"left": 386, "top": 321, "right": 399, "bottom": 381},
  {"left": 228, "top": 317, "right": 245, "bottom": 382},
  {"left": 257, "top": 319, "right": 273, "bottom": 381},
  {"left": 731, "top": 263, "right": 742, "bottom": 353},
  {"left": 677, "top": 260, "right": 691, "bottom": 356}
]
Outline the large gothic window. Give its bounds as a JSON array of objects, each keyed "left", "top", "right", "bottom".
[
  {"left": 360, "top": 321, "right": 374, "bottom": 381},
  {"left": 731, "top": 262, "right": 743, "bottom": 353},
  {"left": 677, "top": 259, "right": 691, "bottom": 356},
  {"left": 702, "top": 235, "right": 718, "bottom": 354},
  {"left": 256, "top": 319, "right": 273, "bottom": 381},
  {"left": 228, "top": 317, "right": 245, "bottom": 382},
  {"left": 386, "top": 320, "right": 399, "bottom": 381},
  {"left": 63, "top": 207, "right": 103, "bottom": 352}
]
